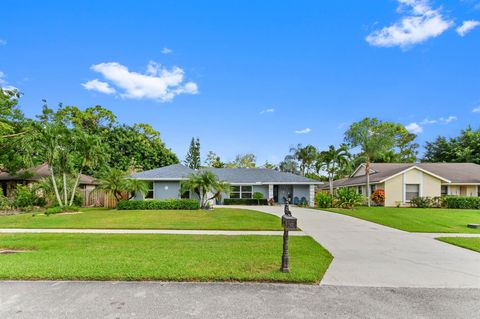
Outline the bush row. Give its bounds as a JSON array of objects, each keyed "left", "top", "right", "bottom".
[
  {"left": 117, "top": 199, "right": 200, "bottom": 210},
  {"left": 442, "top": 196, "right": 480, "bottom": 209},
  {"left": 315, "top": 188, "right": 365, "bottom": 209},
  {"left": 223, "top": 198, "right": 268, "bottom": 205},
  {"left": 45, "top": 205, "right": 80, "bottom": 216}
]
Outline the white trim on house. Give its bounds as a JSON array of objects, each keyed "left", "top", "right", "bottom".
[
  {"left": 349, "top": 164, "right": 378, "bottom": 178},
  {"left": 378, "top": 166, "right": 451, "bottom": 184},
  {"left": 442, "top": 183, "right": 480, "bottom": 185}
]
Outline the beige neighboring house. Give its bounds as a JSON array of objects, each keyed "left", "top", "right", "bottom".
[{"left": 322, "top": 163, "right": 480, "bottom": 207}]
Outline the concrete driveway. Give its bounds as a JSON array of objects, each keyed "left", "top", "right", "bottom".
[{"left": 230, "top": 205, "right": 480, "bottom": 288}]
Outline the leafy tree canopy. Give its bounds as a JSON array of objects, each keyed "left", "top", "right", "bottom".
[{"left": 423, "top": 127, "right": 480, "bottom": 164}]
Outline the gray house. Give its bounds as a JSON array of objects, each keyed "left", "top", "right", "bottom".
[{"left": 130, "top": 164, "right": 322, "bottom": 207}]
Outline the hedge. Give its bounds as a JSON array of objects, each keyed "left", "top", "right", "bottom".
[
  {"left": 223, "top": 198, "right": 268, "bottom": 205},
  {"left": 443, "top": 196, "right": 480, "bottom": 209},
  {"left": 117, "top": 199, "right": 200, "bottom": 210}
]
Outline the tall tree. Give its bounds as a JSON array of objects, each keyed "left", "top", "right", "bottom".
[
  {"left": 423, "top": 127, "right": 480, "bottom": 164},
  {"left": 184, "top": 137, "right": 201, "bottom": 169},
  {"left": 227, "top": 153, "right": 256, "bottom": 168},
  {"left": 316, "top": 145, "right": 350, "bottom": 195},
  {"left": 205, "top": 151, "right": 224, "bottom": 168},
  {"left": 279, "top": 155, "right": 299, "bottom": 174},
  {"left": 344, "top": 118, "right": 397, "bottom": 206},
  {"left": 290, "top": 144, "right": 317, "bottom": 176}
]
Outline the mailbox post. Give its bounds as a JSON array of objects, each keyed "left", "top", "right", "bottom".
[{"left": 280, "top": 199, "right": 297, "bottom": 273}]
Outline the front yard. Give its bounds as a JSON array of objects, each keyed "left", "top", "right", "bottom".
[
  {"left": 0, "top": 234, "right": 332, "bottom": 283},
  {"left": 436, "top": 237, "right": 480, "bottom": 253},
  {"left": 0, "top": 208, "right": 282, "bottom": 231},
  {"left": 324, "top": 207, "right": 480, "bottom": 233}
]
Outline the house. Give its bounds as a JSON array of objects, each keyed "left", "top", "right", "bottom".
[
  {"left": 0, "top": 163, "right": 98, "bottom": 205},
  {"left": 130, "top": 164, "right": 322, "bottom": 207},
  {"left": 321, "top": 163, "right": 480, "bottom": 207}
]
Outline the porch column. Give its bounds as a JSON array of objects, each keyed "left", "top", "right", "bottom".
[
  {"left": 268, "top": 184, "right": 274, "bottom": 200},
  {"left": 309, "top": 184, "right": 315, "bottom": 207}
]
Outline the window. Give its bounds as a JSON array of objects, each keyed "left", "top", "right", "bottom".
[
  {"left": 230, "top": 186, "right": 252, "bottom": 199},
  {"left": 357, "top": 186, "right": 363, "bottom": 195},
  {"left": 405, "top": 184, "right": 419, "bottom": 201},
  {"left": 145, "top": 182, "right": 154, "bottom": 199},
  {"left": 441, "top": 185, "right": 448, "bottom": 196}
]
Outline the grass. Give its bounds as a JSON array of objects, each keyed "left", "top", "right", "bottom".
[
  {"left": 0, "top": 234, "right": 332, "bottom": 283},
  {"left": 0, "top": 208, "right": 283, "bottom": 231},
  {"left": 323, "top": 206, "right": 480, "bottom": 233},
  {"left": 437, "top": 237, "right": 480, "bottom": 253}
]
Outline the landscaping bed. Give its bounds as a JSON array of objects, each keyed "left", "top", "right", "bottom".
[
  {"left": 324, "top": 207, "right": 480, "bottom": 233},
  {"left": 0, "top": 208, "right": 283, "bottom": 231},
  {"left": 0, "top": 234, "right": 332, "bottom": 283}
]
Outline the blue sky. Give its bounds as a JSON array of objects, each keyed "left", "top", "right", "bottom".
[{"left": 1, "top": 0, "right": 480, "bottom": 164}]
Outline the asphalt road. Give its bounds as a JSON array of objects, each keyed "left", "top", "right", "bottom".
[{"left": 0, "top": 281, "right": 479, "bottom": 319}]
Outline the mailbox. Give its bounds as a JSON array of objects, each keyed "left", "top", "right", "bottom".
[{"left": 282, "top": 214, "right": 297, "bottom": 231}]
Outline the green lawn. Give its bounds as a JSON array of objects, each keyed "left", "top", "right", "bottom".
[
  {"left": 437, "top": 237, "right": 480, "bottom": 253},
  {"left": 324, "top": 207, "right": 480, "bottom": 233},
  {"left": 0, "top": 208, "right": 282, "bottom": 231},
  {"left": 0, "top": 234, "right": 332, "bottom": 283}
]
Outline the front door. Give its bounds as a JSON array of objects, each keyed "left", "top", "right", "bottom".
[
  {"left": 273, "top": 185, "right": 279, "bottom": 203},
  {"left": 278, "top": 185, "right": 293, "bottom": 203}
]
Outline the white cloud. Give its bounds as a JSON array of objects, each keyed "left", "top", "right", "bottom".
[
  {"left": 0, "top": 71, "right": 17, "bottom": 91},
  {"left": 456, "top": 20, "right": 480, "bottom": 37},
  {"left": 440, "top": 115, "right": 457, "bottom": 123},
  {"left": 405, "top": 122, "right": 423, "bottom": 134},
  {"left": 294, "top": 128, "right": 311, "bottom": 134},
  {"left": 260, "top": 108, "right": 275, "bottom": 114},
  {"left": 420, "top": 118, "right": 437, "bottom": 124},
  {"left": 82, "top": 79, "right": 116, "bottom": 94},
  {"left": 0, "top": 39, "right": 6, "bottom": 46},
  {"left": 473, "top": 106, "right": 480, "bottom": 113},
  {"left": 84, "top": 61, "right": 198, "bottom": 102},
  {"left": 161, "top": 47, "right": 173, "bottom": 54},
  {"left": 366, "top": 0, "right": 453, "bottom": 48}
]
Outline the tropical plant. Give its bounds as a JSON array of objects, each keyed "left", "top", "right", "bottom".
[
  {"left": 335, "top": 187, "right": 364, "bottom": 209},
  {"left": 180, "top": 171, "right": 230, "bottom": 208},
  {"left": 344, "top": 118, "right": 397, "bottom": 206},
  {"left": 278, "top": 155, "right": 299, "bottom": 174},
  {"left": 95, "top": 169, "right": 149, "bottom": 201},
  {"left": 315, "top": 192, "right": 333, "bottom": 208},
  {"left": 13, "top": 184, "right": 45, "bottom": 209},
  {"left": 290, "top": 144, "right": 317, "bottom": 176},
  {"left": 205, "top": 151, "right": 224, "bottom": 168},
  {"left": 316, "top": 145, "right": 350, "bottom": 195}
]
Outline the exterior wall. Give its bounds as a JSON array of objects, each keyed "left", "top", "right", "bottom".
[
  {"left": 448, "top": 185, "right": 461, "bottom": 196},
  {"left": 293, "top": 185, "right": 309, "bottom": 202},
  {"left": 384, "top": 175, "right": 403, "bottom": 207},
  {"left": 134, "top": 181, "right": 181, "bottom": 200},
  {"left": 252, "top": 185, "right": 269, "bottom": 198},
  {"left": 384, "top": 169, "right": 442, "bottom": 207}
]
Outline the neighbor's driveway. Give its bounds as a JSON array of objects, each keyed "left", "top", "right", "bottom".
[{"left": 229, "top": 205, "right": 480, "bottom": 288}]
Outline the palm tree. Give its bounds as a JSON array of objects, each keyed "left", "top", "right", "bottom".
[
  {"left": 316, "top": 145, "right": 350, "bottom": 195},
  {"left": 290, "top": 144, "right": 317, "bottom": 176},
  {"left": 180, "top": 171, "right": 230, "bottom": 208},
  {"left": 344, "top": 118, "right": 396, "bottom": 206}
]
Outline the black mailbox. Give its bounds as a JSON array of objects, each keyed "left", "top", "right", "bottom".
[{"left": 282, "top": 215, "right": 297, "bottom": 231}]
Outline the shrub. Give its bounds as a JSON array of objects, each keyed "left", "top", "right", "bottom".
[
  {"left": 0, "top": 194, "right": 14, "bottom": 212},
  {"left": 13, "top": 185, "right": 45, "bottom": 210},
  {"left": 315, "top": 192, "right": 333, "bottom": 208},
  {"left": 45, "top": 205, "right": 80, "bottom": 216},
  {"left": 442, "top": 196, "right": 480, "bottom": 209},
  {"left": 117, "top": 199, "right": 200, "bottom": 210},
  {"left": 223, "top": 198, "right": 268, "bottom": 205},
  {"left": 371, "top": 189, "right": 385, "bottom": 205},
  {"left": 335, "top": 187, "right": 364, "bottom": 209},
  {"left": 409, "top": 196, "right": 442, "bottom": 208}
]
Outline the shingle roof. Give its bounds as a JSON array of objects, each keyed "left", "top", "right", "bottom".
[
  {"left": 130, "top": 164, "right": 195, "bottom": 179},
  {"left": 130, "top": 164, "right": 321, "bottom": 184},
  {"left": 320, "top": 162, "right": 480, "bottom": 189},
  {"left": 0, "top": 163, "right": 98, "bottom": 185},
  {"left": 202, "top": 168, "right": 321, "bottom": 184}
]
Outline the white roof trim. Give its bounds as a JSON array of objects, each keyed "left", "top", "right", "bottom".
[
  {"left": 349, "top": 163, "right": 377, "bottom": 178},
  {"left": 379, "top": 166, "right": 451, "bottom": 183}
]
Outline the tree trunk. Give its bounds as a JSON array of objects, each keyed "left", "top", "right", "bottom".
[
  {"left": 63, "top": 172, "right": 68, "bottom": 206},
  {"left": 365, "top": 161, "right": 371, "bottom": 207},
  {"left": 69, "top": 171, "right": 82, "bottom": 206},
  {"left": 50, "top": 166, "right": 63, "bottom": 207},
  {"left": 329, "top": 174, "right": 333, "bottom": 196}
]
